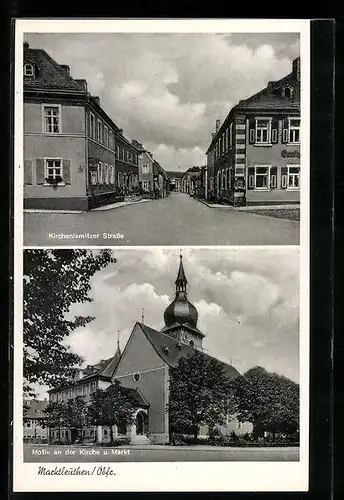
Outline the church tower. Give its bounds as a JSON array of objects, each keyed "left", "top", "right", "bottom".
[{"left": 161, "top": 255, "right": 205, "bottom": 349}]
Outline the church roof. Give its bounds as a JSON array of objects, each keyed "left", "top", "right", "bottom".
[
  {"left": 175, "top": 255, "right": 187, "bottom": 284},
  {"left": 160, "top": 321, "right": 205, "bottom": 339},
  {"left": 137, "top": 322, "right": 240, "bottom": 380}
]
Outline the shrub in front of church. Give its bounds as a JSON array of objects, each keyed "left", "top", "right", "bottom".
[{"left": 168, "top": 350, "right": 235, "bottom": 442}]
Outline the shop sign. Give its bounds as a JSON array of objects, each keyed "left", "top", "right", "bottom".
[{"left": 281, "top": 150, "right": 300, "bottom": 158}]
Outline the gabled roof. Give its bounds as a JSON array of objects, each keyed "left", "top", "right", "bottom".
[
  {"left": 137, "top": 322, "right": 240, "bottom": 380},
  {"left": 23, "top": 399, "right": 48, "bottom": 419},
  {"left": 24, "top": 47, "right": 87, "bottom": 93},
  {"left": 206, "top": 61, "right": 300, "bottom": 153}
]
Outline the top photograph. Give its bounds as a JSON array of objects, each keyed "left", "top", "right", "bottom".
[{"left": 20, "top": 28, "right": 306, "bottom": 246}]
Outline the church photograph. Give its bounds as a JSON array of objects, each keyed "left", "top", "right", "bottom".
[{"left": 23, "top": 247, "right": 300, "bottom": 462}]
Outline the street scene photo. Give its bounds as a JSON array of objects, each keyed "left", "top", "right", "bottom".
[
  {"left": 23, "top": 247, "right": 300, "bottom": 462},
  {"left": 22, "top": 32, "right": 301, "bottom": 246}
]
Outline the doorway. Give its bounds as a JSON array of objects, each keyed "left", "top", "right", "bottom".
[{"left": 135, "top": 411, "right": 148, "bottom": 435}]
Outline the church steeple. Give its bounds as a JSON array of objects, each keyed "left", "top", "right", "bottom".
[{"left": 175, "top": 254, "right": 187, "bottom": 294}]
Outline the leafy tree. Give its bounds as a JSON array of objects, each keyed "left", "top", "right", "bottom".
[
  {"left": 88, "top": 380, "right": 139, "bottom": 443},
  {"left": 168, "top": 350, "right": 234, "bottom": 440},
  {"left": 23, "top": 249, "right": 115, "bottom": 395},
  {"left": 43, "top": 400, "right": 67, "bottom": 443},
  {"left": 64, "top": 396, "right": 89, "bottom": 444},
  {"left": 231, "top": 366, "right": 299, "bottom": 439}
]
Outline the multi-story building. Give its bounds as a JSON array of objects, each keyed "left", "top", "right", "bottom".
[
  {"left": 205, "top": 57, "right": 301, "bottom": 206},
  {"left": 135, "top": 143, "right": 168, "bottom": 198},
  {"left": 181, "top": 166, "right": 204, "bottom": 195},
  {"left": 23, "top": 42, "right": 140, "bottom": 210},
  {"left": 47, "top": 256, "right": 252, "bottom": 445},
  {"left": 166, "top": 171, "right": 185, "bottom": 192},
  {"left": 23, "top": 399, "right": 49, "bottom": 442}
]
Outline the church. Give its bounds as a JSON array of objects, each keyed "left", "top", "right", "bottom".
[{"left": 48, "top": 256, "right": 252, "bottom": 444}]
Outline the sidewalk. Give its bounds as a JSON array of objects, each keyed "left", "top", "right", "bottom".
[
  {"left": 24, "top": 198, "right": 154, "bottom": 215},
  {"left": 197, "top": 198, "right": 299, "bottom": 211}
]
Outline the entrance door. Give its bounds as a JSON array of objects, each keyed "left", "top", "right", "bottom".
[
  {"left": 136, "top": 411, "right": 148, "bottom": 435},
  {"left": 70, "top": 428, "right": 78, "bottom": 444}
]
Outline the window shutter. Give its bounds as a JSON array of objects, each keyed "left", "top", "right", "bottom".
[
  {"left": 270, "top": 167, "right": 277, "bottom": 189},
  {"left": 63, "top": 159, "right": 71, "bottom": 184},
  {"left": 271, "top": 119, "right": 279, "bottom": 143},
  {"left": 282, "top": 118, "right": 289, "bottom": 143},
  {"left": 248, "top": 167, "right": 255, "bottom": 189},
  {"left": 249, "top": 119, "right": 255, "bottom": 144},
  {"left": 281, "top": 167, "right": 288, "bottom": 189},
  {"left": 24, "top": 160, "right": 33, "bottom": 185},
  {"left": 36, "top": 158, "right": 45, "bottom": 184}
]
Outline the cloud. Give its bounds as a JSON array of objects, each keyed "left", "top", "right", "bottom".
[{"left": 25, "top": 32, "right": 300, "bottom": 170}]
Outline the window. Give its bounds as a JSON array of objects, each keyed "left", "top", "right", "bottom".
[
  {"left": 98, "top": 162, "right": 103, "bottom": 184},
  {"left": 104, "top": 126, "right": 109, "bottom": 147},
  {"left": 133, "top": 373, "right": 141, "bottom": 382},
  {"left": 104, "top": 164, "right": 109, "bottom": 185},
  {"left": 142, "top": 180, "right": 149, "bottom": 190},
  {"left": 142, "top": 164, "right": 149, "bottom": 174},
  {"left": 287, "top": 166, "right": 300, "bottom": 189},
  {"left": 229, "top": 123, "right": 233, "bottom": 147},
  {"left": 110, "top": 165, "right": 115, "bottom": 185},
  {"left": 98, "top": 120, "right": 102, "bottom": 143},
  {"left": 237, "top": 421, "right": 243, "bottom": 430},
  {"left": 89, "top": 112, "right": 95, "bottom": 139},
  {"left": 45, "top": 159, "right": 62, "bottom": 183},
  {"left": 282, "top": 86, "right": 294, "bottom": 98},
  {"left": 288, "top": 118, "right": 300, "bottom": 143},
  {"left": 44, "top": 106, "right": 61, "bottom": 133},
  {"left": 24, "top": 63, "right": 34, "bottom": 76},
  {"left": 117, "top": 145, "right": 120, "bottom": 158},
  {"left": 222, "top": 133, "right": 225, "bottom": 153},
  {"left": 189, "top": 340, "right": 195, "bottom": 347},
  {"left": 109, "top": 130, "right": 114, "bottom": 150},
  {"left": 255, "top": 166, "right": 270, "bottom": 189},
  {"left": 103, "top": 429, "right": 108, "bottom": 436},
  {"left": 255, "top": 118, "right": 271, "bottom": 144}
]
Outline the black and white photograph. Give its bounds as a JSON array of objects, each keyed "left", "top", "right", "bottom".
[
  {"left": 13, "top": 18, "right": 310, "bottom": 494},
  {"left": 21, "top": 29, "right": 303, "bottom": 246},
  {"left": 22, "top": 247, "right": 300, "bottom": 462}
]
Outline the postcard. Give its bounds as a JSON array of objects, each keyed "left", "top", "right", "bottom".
[{"left": 13, "top": 18, "right": 310, "bottom": 492}]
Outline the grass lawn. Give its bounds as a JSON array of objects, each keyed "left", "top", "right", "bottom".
[{"left": 249, "top": 208, "right": 300, "bottom": 221}]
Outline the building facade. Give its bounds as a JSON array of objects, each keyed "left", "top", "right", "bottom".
[
  {"left": 23, "top": 42, "right": 140, "bottom": 211},
  {"left": 166, "top": 171, "right": 185, "bottom": 192},
  {"left": 23, "top": 399, "right": 49, "bottom": 443},
  {"left": 47, "top": 256, "right": 252, "bottom": 445},
  {"left": 136, "top": 146, "right": 168, "bottom": 198},
  {"left": 205, "top": 57, "right": 301, "bottom": 206}
]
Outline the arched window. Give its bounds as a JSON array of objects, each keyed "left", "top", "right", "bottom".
[
  {"left": 24, "top": 63, "right": 34, "bottom": 77},
  {"left": 282, "top": 86, "right": 294, "bottom": 98},
  {"left": 189, "top": 340, "right": 195, "bottom": 348}
]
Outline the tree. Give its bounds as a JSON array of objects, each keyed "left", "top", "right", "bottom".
[
  {"left": 231, "top": 366, "right": 299, "bottom": 440},
  {"left": 43, "top": 400, "right": 67, "bottom": 444},
  {"left": 87, "top": 380, "right": 139, "bottom": 443},
  {"left": 168, "top": 350, "right": 234, "bottom": 441},
  {"left": 64, "top": 396, "right": 89, "bottom": 444},
  {"left": 23, "top": 249, "right": 115, "bottom": 395}
]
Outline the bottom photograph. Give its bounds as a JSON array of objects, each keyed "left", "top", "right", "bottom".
[{"left": 22, "top": 246, "right": 300, "bottom": 463}]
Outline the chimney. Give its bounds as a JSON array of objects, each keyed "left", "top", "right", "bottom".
[
  {"left": 75, "top": 79, "right": 88, "bottom": 92},
  {"left": 60, "top": 64, "right": 70, "bottom": 78},
  {"left": 292, "top": 57, "right": 300, "bottom": 81},
  {"left": 216, "top": 119, "right": 221, "bottom": 132}
]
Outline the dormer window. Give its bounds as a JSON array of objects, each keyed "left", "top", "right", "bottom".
[
  {"left": 282, "top": 86, "right": 294, "bottom": 98},
  {"left": 24, "top": 63, "right": 34, "bottom": 77},
  {"left": 189, "top": 340, "right": 195, "bottom": 348}
]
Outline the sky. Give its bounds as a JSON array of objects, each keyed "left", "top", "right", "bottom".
[
  {"left": 25, "top": 32, "right": 299, "bottom": 171},
  {"left": 33, "top": 247, "right": 300, "bottom": 399}
]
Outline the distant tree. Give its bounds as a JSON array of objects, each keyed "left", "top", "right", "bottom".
[
  {"left": 88, "top": 380, "right": 139, "bottom": 443},
  {"left": 43, "top": 400, "right": 67, "bottom": 444},
  {"left": 23, "top": 249, "right": 115, "bottom": 396},
  {"left": 168, "top": 350, "right": 234, "bottom": 441},
  {"left": 64, "top": 396, "right": 89, "bottom": 444},
  {"left": 231, "top": 366, "right": 299, "bottom": 440}
]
